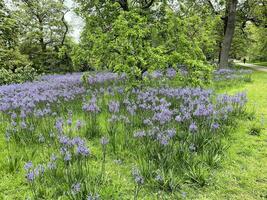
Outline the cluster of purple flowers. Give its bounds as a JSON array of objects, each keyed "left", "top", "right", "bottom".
[
  {"left": 88, "top": 72, "right": 120, "bottom": 85},
  {"left": 0, "top": 72, "right": 124, "bottom": 112},
  {"left": 24, "top": 162, "right": 45, "bottom": 182},
  {"left": 108, "top": 100, "right": 120, "bottom": 113},
  {"left": 134, "top": 127, "right": 176, "bottom": 146},
  {"left": 83, "top": 96, "right": 101, "bottom": 113},
  {"left": 58, "top": 135, "right": 90, "bottom": 160},
  {"left": 0, "top": 74, "right": 85, "bottom": 112},
  {"left": 214, "top": 68, "right": 252, "bottom": 81},
  {"left": 132, "top": 167, "right": 144, "bottom": 185},
  {"left": 1, "top": 68, "right": 250, "bottom": 198}
]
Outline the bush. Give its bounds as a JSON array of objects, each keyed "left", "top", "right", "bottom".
[
  {"left": 0, "top": 68, "right": 14, "bottom": 85},
  {"left": 0, "top": 65, "right": 37, "bottom": 85},
  {"left": 0, "top": 48, "right": 37, "bottom": 85},
  {"left": 182, "top": 60, "right": 214, "bottom": 87}
]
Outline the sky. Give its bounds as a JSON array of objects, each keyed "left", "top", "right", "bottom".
[{"left": 65, "top": 0, "right": 84, "bottom": 42}]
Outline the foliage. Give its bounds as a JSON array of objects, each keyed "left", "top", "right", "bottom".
[
  {"left": 12, "top": 0, "right": 72, "bottom": 73},
  {"left": 246, "top": 25, "right": 267, "bottom": 62},
  {"left": 182, "top": 60, "right": 213, "bottom": 87},
  {"left": 0, "top": 0, "right": 36, "bottom": 84},
  {"left": 73, "top": 1, "right": 214, "bottom": 82},
  {"left": 0, "top": 65, "right": 37, "bottom": 85}
]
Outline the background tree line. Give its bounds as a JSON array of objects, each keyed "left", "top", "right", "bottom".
[{"left": 0, "top": 0, "right": 266, "bottom": 84}]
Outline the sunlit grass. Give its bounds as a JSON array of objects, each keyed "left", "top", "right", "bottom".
[{"left": 0, "top": 70, "right": 266, "bottom": 199}]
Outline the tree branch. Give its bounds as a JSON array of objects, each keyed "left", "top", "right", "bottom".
[
  {"left": 117, "top": 0, "right": 129, "bottom": 11},
  {"left": 206, "top": 0, "right": 219, "bottom": 15},
  {"left": 142, "top": 0, "right": 154, "bottom": 9}
]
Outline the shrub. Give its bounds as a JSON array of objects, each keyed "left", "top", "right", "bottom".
[{"left": 0, "top": 65, "right": 37, "bottom": 85}]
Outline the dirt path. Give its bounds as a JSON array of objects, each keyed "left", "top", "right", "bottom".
[{"left": 235, "top": 62, "right": 267, "bottom": 72}]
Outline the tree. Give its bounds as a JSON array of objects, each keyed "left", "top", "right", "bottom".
[
  {"left": 205, "top": 0, "right": 266, "bottom": 67},
  {"left": 219, "top": 0, "right": 238, "bottom": 68},
  {"left": 13, "top": 0, "right": 71, "bottom": 72},
  {"left": 0, "top": 0, "right": 30, "bottom": 71},
  {"left": 0, "top": 0, "right": 37, "bottom": 85},
  {"left": 73, "top": 0, "right": 213, "bottom": 85}
]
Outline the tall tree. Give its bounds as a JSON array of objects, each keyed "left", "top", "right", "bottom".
[
  {"left": 13, "top": 0, "right": 71, "bottom": 72},
  {"left": 0, "top": 0, "right": 30, "bottom": 71},
  {"left": 219, "top": 0, "right": 238, "bottom": 68}
]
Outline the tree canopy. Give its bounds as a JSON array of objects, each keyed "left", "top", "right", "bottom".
[{"left": 0, "top": 0, "right": 266, "bottom": 84}]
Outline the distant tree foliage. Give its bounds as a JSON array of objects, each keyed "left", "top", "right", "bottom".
[
  {"left": 0, "top": 0, "right": 36, "bottom": 85},
  {"left": 12, "top": 0, "right": 72, "bottom": 73},
  {"left": 0, "top": 0, "right": 266, "bottom": 85}
]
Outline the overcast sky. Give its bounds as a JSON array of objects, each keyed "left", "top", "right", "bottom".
[{"left": 65, "top": 0, "right": 84, "bottom": 42}]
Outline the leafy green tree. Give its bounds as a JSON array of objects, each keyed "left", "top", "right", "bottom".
[
  {"left": 73, "top": 0, "right": 213, "bottom": 84},
  {"left": 13, "top": 0, "right": 72, "bottom": 72},
  {"left": 206, "top": 0, "right": 266, "bottom": 67},
  {"left": 0, "top": 0, "right": 36, "bottom": 85},
  {"left": 234, "top": 0, "right": 267, "bottom": 61}
]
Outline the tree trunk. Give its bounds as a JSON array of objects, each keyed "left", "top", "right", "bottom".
[
  {"left": 219, "top": 0, "right": 238, "bottom": 68},
  {"left": 36, "top": 15, "right": 46, "bottom": 52}
]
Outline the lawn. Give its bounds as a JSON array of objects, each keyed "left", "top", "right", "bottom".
[
  {"left": 253, "top": 62, "right": 267, "bottom": 67},
  {"left": 183, "top": 71, "right": 267, "bottom": 199},
  {"left": 0, "top": 70, "right": 266, "bottom": 199}
]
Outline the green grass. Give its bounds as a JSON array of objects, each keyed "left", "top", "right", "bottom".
[
  {"left": 0, "top": 71, "right": 266, "bottom": 199},
  {"left": 181, "top": 71, "right": 267, "bottom": 199},
  {"left": 252, "top": 62, "right": 267, "bottom": 67}
]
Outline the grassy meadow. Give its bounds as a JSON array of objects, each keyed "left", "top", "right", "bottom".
[{"left": 0, "top": 69, "right": 266, "bottom": 200}]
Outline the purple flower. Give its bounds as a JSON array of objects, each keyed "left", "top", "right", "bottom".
[
  {"left": 108, "top": 101, "right": 120, "bottom": 113},
  {"left": 20, "top": 121, "right": 27, "bottom": 129},
  {"left": 11, "top": 112, "right": 17, "bottom": 119},
  {"left": 34, "top": 164, "right": 45, "bottom": 177},
  {"left": 166, "top": 129, "right": 176, "bottom": 138},
  {"left": 166, "top": 68, "right": 176, "bottom": 78},
  {"left": 175, "top": 115, "right": 182, "bottom": 122},
  {"left": 59, "top": 135, "right": 70, "bottom": 146},
  {"left": 20, "top": 110, "right": 27, "bottom": 118},
  {"left": 100, "top": 136, "right": 109, "bottom": 146},
  {"left": 143, "top": 119, "right": 153, "bottom": 126},
  {"left": 47, "top": 162, "right": 56, "bottom": 170},
  {"left": 211, "top": 122, "right": 219, "bottom": 129},
  {"left": 64, "top": 151, "right": 72, "bottom": 161},
  {"left": 26, "top": 171, "right": 35, "bottom": 182},
  {"left": 133, "top": 130, "right": 146, "bottom": 138},
  {"left": 24, "top": 162, "right": 33, "bottom": 171},
  {"left": 71, "top": 182, "right": 81, "bottom": 195},
  {"left": 55, "top": 118, "right": 64, "bottom": 133},
  {"left": 76, "top": 145, "right": 90, "bottom": 157},
  {"left": 151, "top": 70, "right": 163, "bottom": 79},
  {"left": 67, "top": 118, "right": 72, "bottom": 126},
  {"left": 83, "top": 102, "right": 99, "bottom": 114},
  {"left": 152, "top": 107, "right": 173, "bottom": 125},
  {"left": 189, "top": 122, "right": 198, "bottom": 132},
  {"left": 132, "top": 167, "right": 144, "bottom": 185},
  {"left": 11, "top": 120, "right": 17, "bottom": 127},
  {"left": 51, "top": 153, "right": 57, "bottom": 161},
  {"left": 117, "top": 87, "right": 124, "bottom": 94},
  {"left": 87, "top": 193, "right": 101, "bottom": 200}
]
